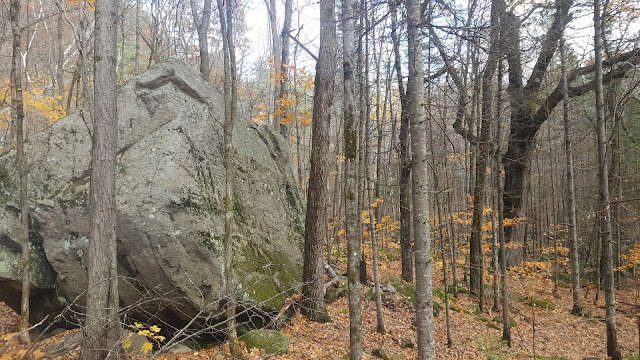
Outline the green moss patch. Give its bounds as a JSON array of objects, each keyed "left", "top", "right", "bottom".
[
  {"left": 240, "top": 329, "right": 288, "bottom": 355},
  {"left": 237, "top": 243, "right": 302, "bottom": 311}
]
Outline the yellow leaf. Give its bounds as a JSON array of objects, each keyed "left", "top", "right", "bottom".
[
  {"left": 141, "top": 342, "right": 153, "bottom": 354},
  {"left": 149, "top": 325, "right": 161, "bottom": 333}
]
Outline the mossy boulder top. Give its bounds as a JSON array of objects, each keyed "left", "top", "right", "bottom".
[
  {"left": 240, "top": 329, "right": 289, "bottom": 355},
  {"left": 0, "top": 59, "right": 304, "bottom": 327}
]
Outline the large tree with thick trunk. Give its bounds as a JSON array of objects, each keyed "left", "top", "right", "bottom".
[
  {"left": 301, "top": 0, "right": 337, "bottom": 323},
  {"left": 498, "top": 0, "right": 639, "bottom": 263}
]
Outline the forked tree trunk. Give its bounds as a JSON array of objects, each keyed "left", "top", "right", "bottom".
[
  {"left": 301, "top": 0, "right": 337, "bottom": 323},
  {"left": 82, "top": 1, "right": 120, "bottom": 358}
]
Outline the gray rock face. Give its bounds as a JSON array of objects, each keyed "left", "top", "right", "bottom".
[{"left": 0, "top": 59, "right": 304, "bottom": 327}]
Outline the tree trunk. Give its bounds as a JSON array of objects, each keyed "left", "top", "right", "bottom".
[
  {"left": 365, "top": 22, "right": 384, "bottom": 331},
  {"left": 82, "top": 1, "right": 120, "bottom": 359},
  {"left": 135, "top": 0, "right": 140, "bottom": 74},
  {"left": 407, "top": 0, "right": 435, "bottom": 357},
  {"left": 278, "top": 0, "right": 293, "bottom": 139},
  {"left": 190, "top": 0, "right": 212, "bottom": 79},
  {"left": 559, "top": 6, "right": 582, "bottom": 314},
  {"left": 10, "top": 0, "right": 30, "bottom": 345},
  {"left": 57, "top": 11, "right": 65, "bottom": 108},
  {"left": 390, "top": 0, "right": 412, "bottom": 283},
  {"left": 301, "top": 0, "right": 337, "bottom": 323},
  {"left": 593, "top": 1, "right": 621, "bottom": 358},
  {"left": 343, "top": 0, "right": 362, "bottom": 355},
  {"left": 265, "top": 0, "right": 280, "bottom": 130},
  {"left": 216, "top": 0, "right": 242, "bottom": 356}
]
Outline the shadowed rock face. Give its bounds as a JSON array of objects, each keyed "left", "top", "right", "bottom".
[{"left": 0, "top": 59, "right": 304, "bottom": 328}]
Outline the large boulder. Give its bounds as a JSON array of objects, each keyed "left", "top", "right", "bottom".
[{"left": 0, "top": 59, "right": 305, "bottom": 328}]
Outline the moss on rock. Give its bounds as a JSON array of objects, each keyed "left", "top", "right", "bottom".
[{"left": 239, "top": 329, "right": 288, "bottom": 355}]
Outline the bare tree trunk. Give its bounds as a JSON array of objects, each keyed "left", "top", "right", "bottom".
[
  {"left": 301, "top": 0, "right": 337, "bottom": 323},
  {"left": 216, "top": 0, "right": 242, "bottom": 356},
  {"left": 264, "top": 0, "right": 280, "bottom": 130},
  {"left": 494, "top": 52, "right": 511, "bottom": 346},
  {"left": 82, "top": 1, "right": 120, "bottom": 359},
  {"left": 278, "top": 0, "right": 293, "bottom": 139},
  {"left": 390, "top": 0, "right": 412, "bottom": 282},
  {"left": 10, "top": 0, "right": 30, "bottom": 345},
  {"left": 135, "top": 0, "right": 140, "bottom": 74},
  {"left": 343, "top": 0, "right": 362, "bottom": 355},
  {"left": 593, "top": 1, "right": 621, "bottom": 358},
  {"left": 492, "top": 217, "right": 499, "bottom": 311},
  {"left": 57, "top": 11, "right": 65, "bottom": 108},
  {"left": 370, "top": 21, "right": 385, "bottom": 334},
  {"left": 190, "top": 0, "right": 212, "bottom": 79},
  {"left": 407, "top": 0, "right": 435, "bottom": 357},
  {"left": 365, "top": 23, "right": 384, "bottom": 331},
  {"left": 559, "top": 5, "right": 582, "bottom": 313}
]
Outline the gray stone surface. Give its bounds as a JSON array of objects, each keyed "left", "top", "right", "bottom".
[{"left": 0, "top": 59, "right": 304, "bottom": 327}]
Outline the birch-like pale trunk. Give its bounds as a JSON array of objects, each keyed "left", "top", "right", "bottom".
[{"left": 407, "top": 0, "right": 435, "bottom": 357}]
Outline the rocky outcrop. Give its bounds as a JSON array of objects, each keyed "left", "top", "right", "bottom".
[{"left": 0, "top": 59, "right": 304, "bottom": 328}]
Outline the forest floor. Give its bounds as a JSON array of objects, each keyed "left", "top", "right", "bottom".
[{"left": 1, "top": 259, "right": 639, "bottom": 360}]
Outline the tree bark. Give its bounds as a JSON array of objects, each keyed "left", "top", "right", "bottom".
[
  {"left": 559, "top": 5, "right": 582, "bottom": 314},
  {"left": 407, "top": 0, "right": 435, "bottom": 357},
  {"left": 216, "top": 0, "right": 242, "bottom": 356},
  {"left": 135, "top": 0, "right": 140, "bottom": 74},
  {"left": 390, "top": 0, "right": 412, "bottom": 283},
  {"left": 10, "top": 0, "right": 30, "bottom": 345},
  {"left": 343, "top": 0, "right": 362, "bottom": 355},
  {"left": 301, "top": 0, "right": 337, "bottom": 323},
  {"left": 82, "top": 1, "right": 120, "bottom": 359},
  {"left": 593, "top": 1, "right": 621, "bottom": 358},
  {"left": 278, "top": 0, "right": 293, "bottom": 139},
  {"left": 265, "top": 0, "right": 280, "bottom": 130},
  {"left": 190, "top": 0, "right": 212, "bottom": 79}
]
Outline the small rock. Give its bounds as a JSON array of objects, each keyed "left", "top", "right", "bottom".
[
  {"left": 371, "top": 348, "right": 391, "bottom": 360},
  {"left": 381, "top": 284, "right": 396, "bottom": 293},
  {"left": 400, "top": 337, "right": 414, "bottom": 348},
  {"left": 167, "top": 343, "right": 193, "bottom": 354}
]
